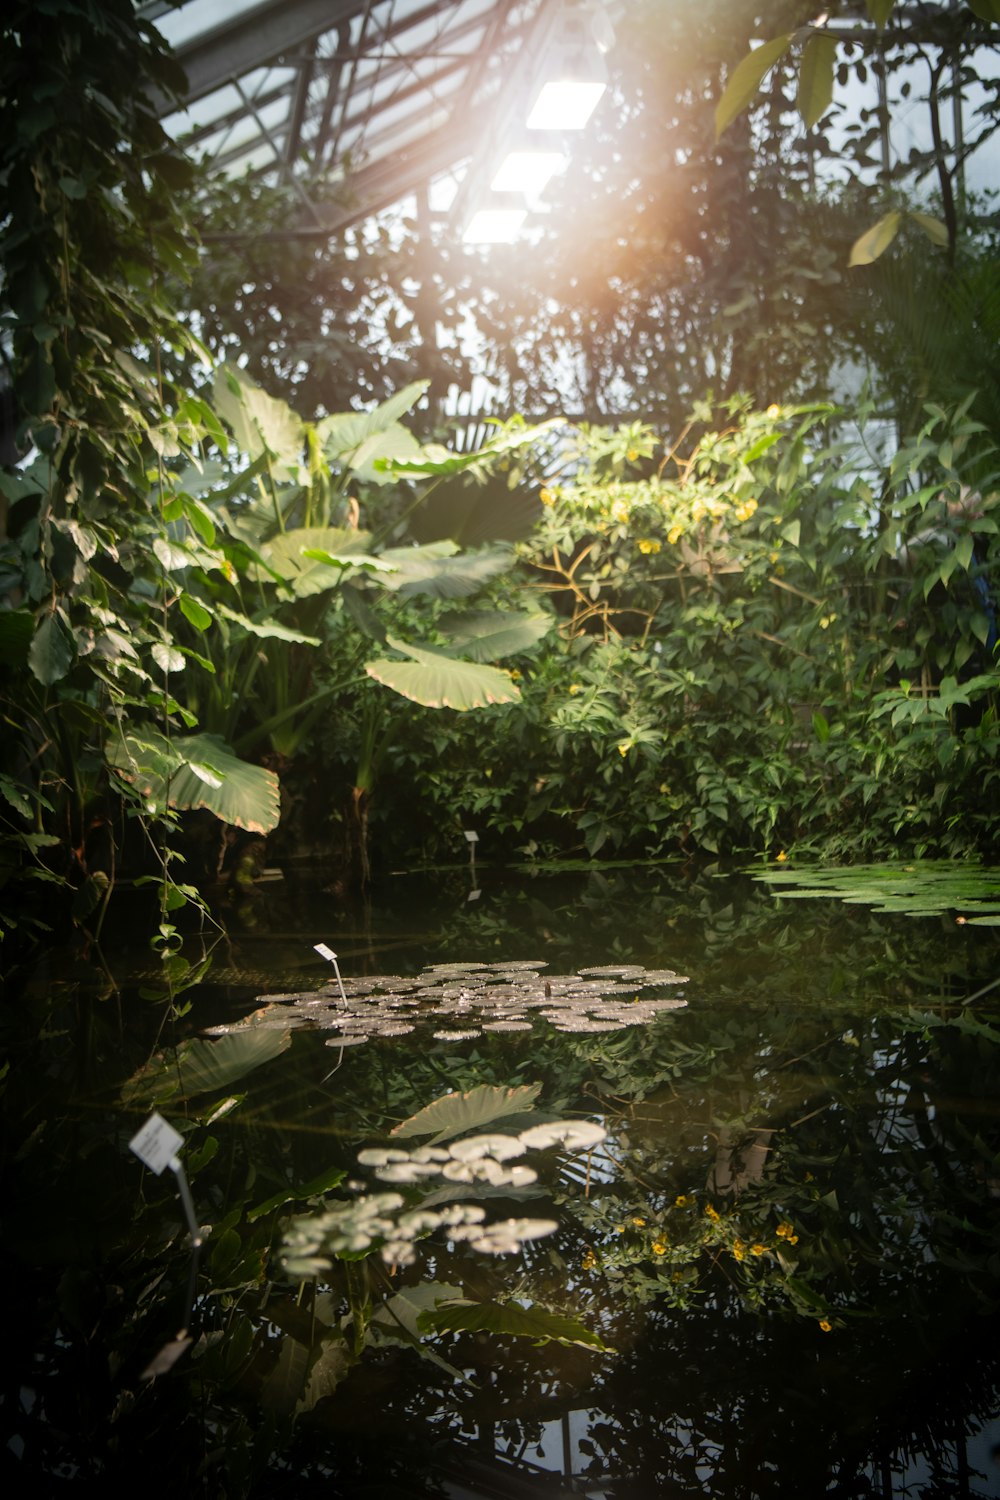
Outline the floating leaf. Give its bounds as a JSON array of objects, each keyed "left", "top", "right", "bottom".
[{"left": 391, "top": 1082, "right": 543, "bottom": 1144}]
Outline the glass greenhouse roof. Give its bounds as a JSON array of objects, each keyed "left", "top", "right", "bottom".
[{"left": 140, "top": 0, "right": 551, "bottom": 232}]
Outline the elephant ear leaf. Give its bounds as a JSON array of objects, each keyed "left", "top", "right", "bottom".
[
  {"left": 107, "top": 730, "right": 281, "bottom": 833},
  {"left": 365, "top": 637, "right": 520, "bottom": 710}
]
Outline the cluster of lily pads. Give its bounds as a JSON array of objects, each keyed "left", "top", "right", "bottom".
[
  {"left": 281, "top": 1119, "right": 608, "bottom": 1277},
  {"left": 208, "top": 960, "right": 689, "bottom": 1048}
]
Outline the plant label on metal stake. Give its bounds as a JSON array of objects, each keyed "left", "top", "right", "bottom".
[
  {"left": 314, "top": 941, "right": 348, "bottom": 1006},
  {"left": 129, "top": 1111, "right": 183, "bottom": 1176}
]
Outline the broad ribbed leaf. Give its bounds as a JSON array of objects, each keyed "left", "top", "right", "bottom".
[
  {"left": 107, "top": 730, "right": 281, "bottom": 832},
  {"left": 122, "top": 1024, "right": 292, "bottom": 1106},
  {"left": 440, "top": 609, "right": 552, "bottom": 661},
  {"left": 797, "top": 33, "right": 837, "bottom": 129},
  {"left": 379, "top": 542, "right": 512, "bottom": 599},
  {"left": 366, "top": 638, "right": 520, "bottom": 710},
  {"left": 715, "top": 35, "right": 792, "bottom": 137},
  {"left": 418, "top": 1298, "right": 612, "bottom": 1351},
  {"left": 216, "top": 603, "right": 320, "bottom": 645},
  {"left": 213, "top": 364, "right": 303, "bottom": 481},
  {"left": 316, "top": 380, "right": 429, "bottom": 460},
  {"left": 262, "top": 525, "right": 378, "bottom": 598},
  {"left": 391, "top": 1082, "right": 542, "bottom": 1143},
  {"left": 849, "top": 211, "right": 903, "bottom": 266}
]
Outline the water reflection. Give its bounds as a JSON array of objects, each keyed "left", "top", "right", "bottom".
[{"left": 4, "top": 864, "right": 999, "bottom": 1495}]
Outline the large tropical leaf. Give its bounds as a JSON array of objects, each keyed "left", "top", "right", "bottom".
[
  {"left": 261, "top": 525, "right": 384, "bottom": 598},
  {"left": 122, "top": 1024, "right": 292, "bottom": 1106},
  {"left": 366, "top": 637, "right": 521, "bottom": 710},
  {"left": 107, "top": 730, "right": 281, "bottom": 833},
  {"left": 376, "top": 417, "right": 560, "bottom": 479},
  {"left": 212, "top": 364, "right": 304, "bottom": 482},
  {"left": 316, "top": 380, "right": 429, "bottom": 461},
  {"left": 409, "top": 471, "right": 544, "bottom": 545},
  {"left": 439, "top": 609, "right": 552, "bottom": 661},
  {"left": 378, "top": 542, "right": 513, "bottom": 599},
  {"left": 418, "top": 1297, "right": 612, "bottom": 1351},
  {"left": 390, "top": 1083, "right": 542, "bottom": 1144}
]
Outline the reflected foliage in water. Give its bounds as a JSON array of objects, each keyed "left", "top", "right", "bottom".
[{"left": 3, "top": 865, "right": 1000, "bottom": 1495}]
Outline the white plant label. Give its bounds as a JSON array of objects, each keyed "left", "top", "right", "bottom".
[
  {"left": 464, "top": 830, "right": 479, "bottom": 844},
  {"left": 129, "top": 1112, "right": 184, "bottom": 1176},
  {"left": 314, "top": 942, "right": 337, "bottom": 962}
]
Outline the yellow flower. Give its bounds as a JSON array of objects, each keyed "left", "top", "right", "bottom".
[
  {"left": 540, "top": 487, "right": 555, "bottom": 506},
  {"left": 776, "top": 850, "right": 788, "bottom": 863},
  {"left": 652, "top": 1241, "right": 668, "bottom": 1256},
  {"left": 637, "top": 538, "right": 661, "bottom": 555},
  {"left": 509, "top": 668, "right": 522, "bottom": 682},
  {"left": 732, "top": 1239, "right": 746, "bottom": 1261},
  {"left": 704, "top": 1205, "right": 720, "bottom": 1223},
  {"left": 733, "top": 498, "right": 758, "bottom": 523},
  {"left": 750, "top": 1243, "right": 766, "bottom": 1257},
  {"left": 819, "top": 1319, "right": 832, "bottom": 1333},
  {"left": 631, "top": 1216, "right": 646, "bottom": 1227},
  {"left": 776, "top": 1221, "right": 795, "bottom": 1239},
  {"left": 626, "top": 447, "right": 639, "bottom": 462},
  {"left": 667, "top": 524, "right": 683, "bottom": 545},
  {"left": 767, "top": 404, "right": 781, "bottom": 419},
  {"left": 617, "top": 742, "right": 630, "bottom": 758},
  {"left": 788, "top": 1234, "right": 799, "bottom": 1245},
  {"left": 582, "top": 1250, "right": 598, "bottom": 1271},
  {"left": 568, "top": 683, "right": 582, "bottom": 695},
  {"left": 615, "top": 1224, "right": 625, "bottom": 1234},
  {"left": 674, "top": 1195, "right": 689, "bottom": 1208}
]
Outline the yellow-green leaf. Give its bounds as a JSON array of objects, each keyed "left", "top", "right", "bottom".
[
  {"left": 849, "top": 211, "right": 903, "bottom": 267},
  {"left": 909, "top": 210, "right": 949, "bottom": 248},
  {"left": 797, "top": 33, "right": 837, "bottom": 130},
  {"left": 865, "top": 0, "right": 895, "bottom": 27},
  {"left": 715, "top": 35, "right": 792, "bottom": 137}
]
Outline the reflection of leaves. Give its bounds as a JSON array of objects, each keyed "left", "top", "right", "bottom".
[
  {"left": 391, "top": 1082, "right": 543, "bottom": 1144},
  {"left": 122, "top": 1026, "right": 292, "bottom": 1106},
  {"left": 418, "top": 1297, "right": 612, "bottom": 1352},
  {"left": 296, "top": 1335, "right": 352, "bottom": 1415},
  {"left": 261, "top": 1335, "right": 311, "bottom": 1416}
]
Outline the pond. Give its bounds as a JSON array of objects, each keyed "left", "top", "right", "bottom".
[{"left": 5, "top": 862, "right": 1000, "bottom": 1497}]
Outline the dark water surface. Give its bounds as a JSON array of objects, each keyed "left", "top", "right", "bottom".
[{"left": 4, "top": 863, "right": 1000, "bottom": 1497}]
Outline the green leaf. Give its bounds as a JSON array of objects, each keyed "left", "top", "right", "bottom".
[
  {"left": 715, "top": 35, "right": 792, "bottom": 137},
  {"left": 909, "top": 210, "right": 950, "bottom": 248},
  {"left": 262, "top": 526, "right": 378, "bottom": 598},
  {"left": 954, "top": 534, "right": 974, "bottom": 572},
  {"left": 261, "top": 1337, "right": 311, "bottom": 1416},
  {"left": 849, "top": 211, "right": 903, "bottom": 267},
  {"left": 797, "top": 33, "right": 837, "bottom": 130},
  {"left": 865, "top": 0, "right": 896, "bottom": 25},
  {"left": 28, "top": 611, "right": 76, "bottom": 685},
  {"left": 418, "top": 1298, "right": 612, "bottom": 1352},
  {"left": 151, "top": 642, "right": 185, "bottom": 674},
  {"left": 0, "top": 773, "right": 32, "bottom": 819},
  {"left": 316, "top": 380, "right": 430, "bottom": 460},
  {"left": 439, "top": 609, "right": 552, "bottom": 661},
  {"left": 182, "top": 494, "right": 217, "bottom": 546},
  {"left": 379, "top": 542, "right": 513, "bottom": 599},
  {"left": 215, "top": 603, "right": 321, "bottom": 646},
  {"left": 212, "top": 364, "right": 304, "bottom": 481},
  {"left": 367, "top": 638, "right": 521, "bottom": 710},
  {"left": 178, "top": 593, "right": 213, "bottom": 630},
  {"left": 391, "top": 1082, "right": 542, "bottom": 1144},
  {"left": 107, "top": 731, "right": 281, "bottom": 833},
  {"left": 122, "top": 1024, "right": 292, "bottom": 1106},
  {"left": 153, "top": 535, "right": 192, "bottom": 572}
]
